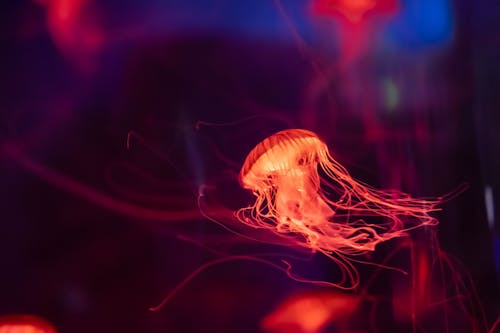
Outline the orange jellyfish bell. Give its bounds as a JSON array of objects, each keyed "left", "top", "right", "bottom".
[
  {"left": 240, "top": 129, "right": 327, "bottom": 189},
  {"left": 237, "top": 129, "right": 440, "bottom": 257},
  {"left": 239, "top": 129, "right": 335, "bottom": 232},
  {"left": 0, "top": 315, "right": 57, "bottom": 333}
]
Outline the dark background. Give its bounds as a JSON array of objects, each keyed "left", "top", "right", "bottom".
[{"left": 1, "top": 0, "right": 499, "bottom": 332}]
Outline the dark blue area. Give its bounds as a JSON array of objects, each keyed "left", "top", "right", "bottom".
[
  {"left": 495, "top": 235, "right": 500, "bottom": 272},
  {"left": 385, "top": 0, "right": 454, "bottom": 49}
]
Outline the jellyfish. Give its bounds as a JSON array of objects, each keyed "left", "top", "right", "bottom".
[
  {"left": 0, "top": 315, "right": 56, "bottom": 333},
  {"left": 236, "top": 129, "right": 440, "bottom": 257}
]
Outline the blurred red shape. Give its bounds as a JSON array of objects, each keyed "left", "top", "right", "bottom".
[
  {"left": 312, "top": 0, "right": 399, "bottom": 22},
  {"left": 0, "top": 315, "right": 57, "bottom": 333},
  {"left": 261, "top": 291, "right": 359, "bottom": 333}
]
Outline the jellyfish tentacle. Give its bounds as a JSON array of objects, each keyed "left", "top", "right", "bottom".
[{"left": 236, "top": 129, "right": 440, "bottom": 288}]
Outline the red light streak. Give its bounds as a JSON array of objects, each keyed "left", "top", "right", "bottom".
[{"left": 2, "top": 144, "right": 201, "bottom": 222}]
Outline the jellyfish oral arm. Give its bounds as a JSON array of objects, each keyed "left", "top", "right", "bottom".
[
  {"left": 273, "top": 169, "right": 335, "bottom": 245},
  {"left": 238, "top": 129, "right": 440, "bottom": 263}
]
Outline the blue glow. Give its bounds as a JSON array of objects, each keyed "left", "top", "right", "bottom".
[
  {"left": 111, "top": 0, "right": 453, "bottom": 49},
  {"left": 384, "top": 0, "right": 454, "bottom": 49},
  {"left": 495, "top": 235, "right": 500, "bottom": 273},
  {"left": 137, "top": 0, "right": 315, "bottom": 42}
]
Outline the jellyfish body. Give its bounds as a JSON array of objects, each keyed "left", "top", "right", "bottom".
[{"left": 237, "top": 129, "right": 439, "bottom": 256}]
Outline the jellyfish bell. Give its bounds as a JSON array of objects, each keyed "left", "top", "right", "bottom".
[
  {"left": 0, "top": 315, "right": 56, "bottom": 333},
  {"left": 239, "top": 129, "right": 335, "bottom": 237},
  {"left": 237, "top": 129, "right": 440, "bottom": 258}
]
